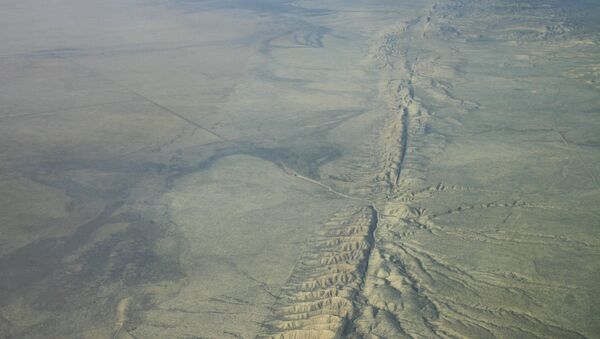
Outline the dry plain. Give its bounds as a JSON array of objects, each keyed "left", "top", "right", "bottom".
[{"left": 0, "top": 0, "right": 599, "bottom": 338}]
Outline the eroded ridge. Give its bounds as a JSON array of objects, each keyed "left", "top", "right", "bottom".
[
  {"left": 268, "top": 1, "right": 598, "bottom": 337},
  {"left": 350, "top": 1, "right": 597, "bottom": 338},
  {"left": 377, "top": 77, "right": 433, "bottom": 194},
  {"left": 265, "top": 206, "right": 377, "bottom": 339},
  {"left": 333, "top": 15, "right": 436, "bottom": 198}
]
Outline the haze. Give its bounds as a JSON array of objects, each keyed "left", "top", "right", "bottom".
[{"left": 0, "top": 0, "right": 599, "bottom": 338}]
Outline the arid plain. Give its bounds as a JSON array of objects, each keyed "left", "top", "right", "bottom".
[{"left": 0, "top": 0, "right": 599, "bottom": 338}]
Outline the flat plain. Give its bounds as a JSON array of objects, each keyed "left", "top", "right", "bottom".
[{"left": 0, "top": 0, "right": 599, "bottom": 338}]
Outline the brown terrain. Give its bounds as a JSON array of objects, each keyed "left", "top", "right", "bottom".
[{"left": 0, "top": 0, "right": 599, "bottom": 338}]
